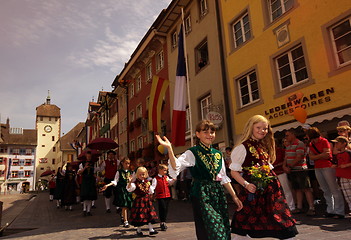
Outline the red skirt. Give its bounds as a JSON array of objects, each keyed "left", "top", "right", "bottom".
[
  {"left": 130, "top": 194, "right": 158, "bottom": 226},
  {"left": 231, "top": 178, "right": 298, "bottom": 239}
]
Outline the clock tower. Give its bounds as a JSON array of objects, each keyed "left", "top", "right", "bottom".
[{"left": 35, "top": 91, "right": 61, "bottom": 184}]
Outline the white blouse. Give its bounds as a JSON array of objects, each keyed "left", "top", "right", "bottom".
[
  {"left": 126, "top": 179, "right": 156, "bottom": 194},
  {"left": 168, "top": 150, "right": 231, "bottom": 185}
]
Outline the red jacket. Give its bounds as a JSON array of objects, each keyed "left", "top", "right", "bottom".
[
  {"left": 155, "top": 175, "right": 171, "bottom": 199},
  {"left": 104, "top": 160, "right": 118, "bottom": 179}
]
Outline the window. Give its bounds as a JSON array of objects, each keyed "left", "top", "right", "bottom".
[
  {"left": 156, "top": 51, "right": 164, "bottom": 71},
  {"left": 146, "top": 63, "right": 152, "bottom": 82},
  {"left": 26, "top": 149, "right": 32, "bottom": 155},
  {"left": 0, "top": 147, "right": 6, "bottom": 153},
  {"left": 237, "top": 71, "right": 260, "bottom": 107},
  {"left": 275, "top": 44, "right": 308, "bottom": 90},
  {"left": 39, "top": 158, "right": 48, "bottom": 163},
  {"left": 123, "top": 117, "right": 128, "bottom": 133},
  {"left": 24, "top": 170, "right": 31, "bottom": 177},
  {"left": 13, "top": 148, "right": 20, "bottom": 155},
  {"left": 42, "top": 145, "right": 45, "bottom": 147},
  {"left": 199, "top": 0, "right": 208, "bottom": 17},
  {"left": 52, "top": 136, "right": 55, "bottom": 141},
  {"left": 185, "top": 15, "right": 192, "bottom": 34},
  {"left": 68, "top": 154, "right": 73, "bottom": 162},
  {"left": 137, "top": 136, "right": 143, "bottom": 149},
  {"left": 0, "top": 158, "right": 3, "bottom": 164},
  {"left": 130, "top": 83, "right": 134, "bottom": 98},
  {"left": 136, "top": 75, "right": 142, "bottom": 92},
  {"left": 268, "top": 0, "right": 294, "bottom": 22},
  {"left": 52, "top": 159, "right": 55, "bottom": 165},
  {"left": 130, "top": 140, "right": 135, "bottom": 152},
  {"left": 53, "top": 147, "right": 56, "bottom": 152},
  {"left": 25, "top": 159, "right": 32, "bottom": 166},
  {"left": 171, "top": 31, "right": 177, "bottom": 49},
  {"left": 330, "top": 17, "right": 351, "bottom": 67},
  {"left": 49, "top": 117, "right": 51, "bottom": 121},
  {"left": 233, "top": 12, "right": 251, "bottom": 48},
  {"left": 0, "top": 170, "right": 4, "bottom": 177},
  {"left": 200, "top": 95, "right": 212, "bottom": 119},
  {"left": 186, "top": 106, "right": 191, "bottom": 135},
  {"left": 136, "top": 104, "right": 142, "bottom": 118},
  {"left": 195, "top": 39, "right": 209, "bottom": 72},
  {"left": 12, "top": 159, "right": 19, "bottom": 166},
  {"left": 40, "top": 116, "right": 43, "bottom": 121},
  {"left": 130, "top": 111, "right": 135, "bottom": 123},
  {"left": 11, "top": 171, "right": 18, "bottom": 178},
  {"left": 42, "top": 134, "right": 46, "bottom": 136}
]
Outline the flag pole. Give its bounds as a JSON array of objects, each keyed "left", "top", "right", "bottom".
[{"left": 181, "top": 7, "right": 194, "bottom": 147}]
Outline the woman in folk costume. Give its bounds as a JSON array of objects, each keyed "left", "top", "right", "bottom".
[
  {"left": 230, "top": 115, "right": 298, "bottom": 240},
  {"left": 156, "top": 120, "right": 243, "bottom": 240},
  {"left": 62, "top": 163, "right": 77, "bottom": 211}
]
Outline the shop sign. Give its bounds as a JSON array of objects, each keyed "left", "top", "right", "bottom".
[
  {"left": 206, "top": 111, "right": 223, "bottom": 125},
  {"left": 264, "top": 87, "right": 335, "bottom": 120}
]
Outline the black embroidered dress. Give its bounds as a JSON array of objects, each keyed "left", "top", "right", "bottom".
[
  {"left": 113, "top": 169, "right": 133, "bottom": 208},
  {"left": 231, "top": 138, "right": 298, "bottom": 239},
  {"left": 187, "top": 142, "right": 230, "bottom": 240}
]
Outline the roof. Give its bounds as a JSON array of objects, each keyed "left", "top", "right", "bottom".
[
  {"left": 60, "top": 122, "right": 85, "bottom": 151},
  {"left": 36, "top": 103, "right": 61, "bottom": 117},
  {"left": 1, "top": 129, "right": 37, "bottom": 146}
]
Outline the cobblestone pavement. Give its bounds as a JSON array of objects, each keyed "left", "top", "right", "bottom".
[{"left": 1, "top": 192, "right": 350, "bottom": 239}]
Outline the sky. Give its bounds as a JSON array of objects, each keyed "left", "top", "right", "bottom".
[{"left": 0, "top": 0, "right": 170, "bottom": 135}]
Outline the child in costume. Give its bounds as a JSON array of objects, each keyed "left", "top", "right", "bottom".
[
  {"left": 127, "top": 167, "right": 158, "bottom": 236},
  {"left": 156, "top": 120, "right": 243, "bottom": 240},
  {"left": 230, "top": 115, "right": 298, "bottom": 239}
]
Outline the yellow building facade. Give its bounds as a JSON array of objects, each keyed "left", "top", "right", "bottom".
[{"left": 220, "top": 0, "right": 351, "bottom": 139}]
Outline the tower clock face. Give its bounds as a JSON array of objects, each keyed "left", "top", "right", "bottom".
[{"left": 44, "top": 125, "right": 52, "bottom": 133}]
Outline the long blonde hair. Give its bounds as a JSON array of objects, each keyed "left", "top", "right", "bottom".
[{"left": 238, "top": 115, "right": 276, "bottom": 163}]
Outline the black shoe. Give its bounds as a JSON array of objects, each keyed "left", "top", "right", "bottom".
[
  {"left": 91, "top": 205, "right": 96, "bottom": 209},
  {"left": 87, "top": 212, "right": 92, "bottom": 216},
  {"left": 149, "top": 230, "right": 158, "bottom": 235},
  {"left": 136, "top": 231, "right": 143, "bottom": 236},
  {"left": 323, "top": 213, "right": 335, "bottom": 218},
  {"left": 83, "top": 211, "right": 87, "bottom": 217},
  {"left": 106, "top": 209, "right": 111, "bottom": 213},
  {"left": 333, "top": 214, "right": 345, "bottom": 219},
  {"left": 160, "top": 223, "right": 167, "bottom": 231}
]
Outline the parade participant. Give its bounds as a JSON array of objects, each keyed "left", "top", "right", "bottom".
[
  {"left": 62, "top": 163, "right": 77, "bottom": 211},
  {"left": 48, "top": 173, "right": 56, "bottom": 201},
  {"left": 230, "top": 115, "right": 298, "bottom": 239},
  {"left": 102, "top": 158, "right": 133, "bottom": 227},
  {"left": 78, "top": 151, "right": 97, "bottom": 216},
  {"left": 283, "top": 129, "right": 315, "bottom": 216},
  {"left": 307, "top": 127, "right": 345, "bottom": 219},
  {"left": 156, "top": 120, "right": 243, "bottom": 240},
  {"left": 127, "top": 167, "right": 158, "bottom": 236},
  {"left": 99, "top": 150, "right": 119, "bottom": 213},
  {"left": 54, "top": 167, "right": 64, "bottom": 208},
  {"left": 152, "top": 164, "right": 176, "bottom": 231},
  {"left": 331, "top": 136, "right": 351, "bottom": 216}
]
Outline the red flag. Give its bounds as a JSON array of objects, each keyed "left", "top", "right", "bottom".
[{"left": 171, "top": 25, "right": 186, "bottom": 146}]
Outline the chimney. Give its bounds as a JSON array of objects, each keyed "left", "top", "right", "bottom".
[{"left": 46, "top": 90, "right": 51, "bottom": 105}]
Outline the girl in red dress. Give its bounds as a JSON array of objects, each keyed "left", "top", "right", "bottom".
[{"left": 230, "top": 115, "right": 298, "bottom": 239}]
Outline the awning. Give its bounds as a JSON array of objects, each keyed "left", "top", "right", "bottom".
[{"left": 273, "top": 107, "right": 351, "bottom": 132}]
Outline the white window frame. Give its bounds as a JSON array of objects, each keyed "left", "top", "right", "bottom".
[
  {"left": 275, "top": 44, "right": 309, "bottom": 91},
  {"left": 136, "top": 104, "right": 142, "bottom": 118},
  {"left": 129, "top": 83, "right": 134, "bottom": 98},
  {"left": 200, "top": 95, "right": 212, "bottom": 119},
  {"left": 199, "top": 0, "right": 208, "bottom": 17},
  {"left": 136, "top": 75, "right": 142, "bottom": 92},
  {"left": 130, "top": 140, "right": 135, "bottom": 152},
  {"left": 137, "top": 136, "right": 143, "bottom": 149},
  {"left": 25, "top": 149, "right": 32, "bottom": 155},
  {"left": 156, "top": 50, "right": 164, "bottom": 71},
  {"left": 185, "top": 15, "right": 192, "bottom": 34},
  {"left": 171, "top": 31, "right": 177, "bottom": 49},
  {"left": 237, "top": 71, "right": 260, "bottom": 107},
  {"left": 268, "top": 0, "right": 294, "bottom": 22},
  {"left": 13, "top": 149, "right": 20, "bottom": 155},
  {"left": 195, "top": 39, "right": 209, "bottom": 72},
  {"left": 232, "top": 12, "right": 251, "bottom": 48},
  {"left": 146, "top": 63, "right": 152, "bottom": 82},
  {"left": 330, "top": 17, "right": 351, "bottom": 67},
  {"left": 130, "top": 110, "right": 135, "bottom": 123}
]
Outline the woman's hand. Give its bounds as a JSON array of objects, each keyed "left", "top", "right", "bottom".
[
  {"left": 100, "top": 185, "right": 108, "bottom": 192},
  {"left": 233, "top": 196, "right": 243, "bottom": 211},
  {"left": 246, "top": 183, "right": 256, "bottom": 193},
  {"left": 155, "top": 135, "right": 171, "bottom": 149}
]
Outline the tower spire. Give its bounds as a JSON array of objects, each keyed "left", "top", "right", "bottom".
[{"left": 46, "top": 90, "right": 51, "bottom": 105}]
